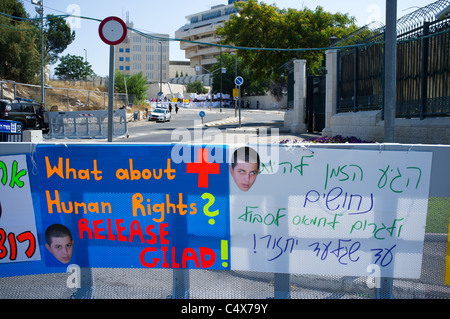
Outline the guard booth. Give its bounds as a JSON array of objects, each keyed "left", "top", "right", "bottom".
[{"left": 0, "top": 119, "right": 23, "bottom": 142}]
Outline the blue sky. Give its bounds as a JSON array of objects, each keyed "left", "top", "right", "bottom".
[{"left": 22, "top": 0, "right": 436, "bottom": 77}]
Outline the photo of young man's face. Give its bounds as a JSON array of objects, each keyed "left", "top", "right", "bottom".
[
  {"left": 45, "top": 224, "right": 74, "bottom": 264},
  {"left": 45, "top": 235, "right": 73, "bottom": 264},
  {"left": 229, "top": 147, "right": 260, "bottom": 192},
  {"left": 229, "top": 161, "right": 259, "bottom": 191}
]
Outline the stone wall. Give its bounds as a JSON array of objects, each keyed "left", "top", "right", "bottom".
[{"left": 326, "top": 110, "right": 450, "bottom": 144}]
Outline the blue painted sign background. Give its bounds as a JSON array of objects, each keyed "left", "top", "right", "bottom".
[{"left": 0, "top": 144, "right": 230, "bottom": 277}]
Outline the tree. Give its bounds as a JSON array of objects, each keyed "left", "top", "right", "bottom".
[
  {"left": 217, "top": 0, "right": 358, "bottom": 78},
  {"left": 54, "top": 54, "right": 94, "bottom": 80},
  {"left": 44, "top": 14, "right": 76, "bottom": 64},
  {"left": 0, "top": 0, "right": 28, "bottom": 22},
  {"left": 186, "top": 81, "right": 208, "bottom": 94},
  {"left": 0, "top": 0, "right": 75, "bottom": 83},
  {"left": 210, "top": 53, "right": 268, "bottom": 96},
  {"left": 0, "top": 20, "right": 41, "bottom": 83},
  {"left": 0, "top": 0, "right": 40, "bottom": 82},
  {"left": 114, "top": 72, "right": 149, "bottom": 103}
]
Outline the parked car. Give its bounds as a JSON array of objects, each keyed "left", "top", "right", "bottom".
[
  {"left": 149, "top": 107, "right": 171, "bottom": 122},
  {"left": 0, "top": 98, "right": 48, "bottom": 131}
]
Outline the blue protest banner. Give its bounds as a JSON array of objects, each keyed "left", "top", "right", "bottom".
[{"left": 0, "top": 144, "right": 230, "bottom": 277}]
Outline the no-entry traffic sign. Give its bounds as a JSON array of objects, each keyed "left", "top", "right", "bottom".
[{"left": 99, "top": 16, "right": 127, "bottom": 46}]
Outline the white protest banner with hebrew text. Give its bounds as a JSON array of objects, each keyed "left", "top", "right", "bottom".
[{"left": 229, "top": 146, "right": 432, "bottom": 278}]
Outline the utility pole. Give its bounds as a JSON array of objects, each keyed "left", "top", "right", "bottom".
[
  {"left": 31, "top": 0, "right": 45, "bottom": 105},
  {"left": 376, "top": 0, "right": 397, "bottom": 300},
  {"left": 219, "top": 47, "right": 223, "bottom": 112},
  {"left": 384, "top": 0, "right": 397, "bottom": 143}
]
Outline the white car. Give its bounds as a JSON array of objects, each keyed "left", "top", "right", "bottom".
[{"left": 149, "top": 107, "right": 171, "bottom": 122}]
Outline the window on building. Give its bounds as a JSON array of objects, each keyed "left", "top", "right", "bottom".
[{"left": 202, "top": 10, "right": 221, "bottom": 21}]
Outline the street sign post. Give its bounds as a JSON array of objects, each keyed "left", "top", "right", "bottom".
[
  {"left": 99, "top": 17, "right": 127, "bottom": 142},
  {"left": 234, "top": 76, "right": 244, "bottom": 128},
  {"left": 234, "top": 76, "right": 244, "bottom": 86},
  {"left": 199, "top": 110, "right": 205, "bottom": 125}
]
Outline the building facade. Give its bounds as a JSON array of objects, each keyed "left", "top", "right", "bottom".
[
  {"left": 174, "top": 0, "right": 245, "bottom": 74},
  {"left": 169, "top": 61, "right": 195, "bottom": 79},
  {"left": 114, "top": 19, "right": 170, "bottom": 84}
]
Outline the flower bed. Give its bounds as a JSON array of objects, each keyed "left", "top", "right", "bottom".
[{"left": 280, "top": 135, "right": 374, "bottom": 144}]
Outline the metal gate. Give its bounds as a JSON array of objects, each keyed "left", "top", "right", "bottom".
[
  {"left": 47, "top": 109, "right": 128, "bottom": 139},
  {"left": 306, "top": 74, "right": 326, "bottom": 133}
]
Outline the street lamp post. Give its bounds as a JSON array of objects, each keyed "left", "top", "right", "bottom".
[
  {"left": 159, "top": 41, "right": 163, "bottom": 106},
  {"left": 219, "top": 47, "right": 222, "bottom": 112},
  {"left": 230, "top": 51, "right": 237, "bottom": 116},
  {"left": 31, "top": 0, "right": 45, "bottom": 105}
]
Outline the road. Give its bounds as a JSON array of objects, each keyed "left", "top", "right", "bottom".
[{"left": 115, "top": 106, "right": 287, "bottom": 143}]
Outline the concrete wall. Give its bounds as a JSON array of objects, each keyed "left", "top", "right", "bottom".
[{"left": 327, "top": 110, "right": 450, "bottom": 144}]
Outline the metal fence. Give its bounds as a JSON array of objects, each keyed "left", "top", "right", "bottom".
[
  {"left": 47, "top": 109, "right": 128, "bottom": 139},
  {"left": 337, "top": 3, "right": 450, "bottom": 118},
  {"left": 0, "top": 142, "right": 449, "bottom": 300},
  {"left": 0, "top": 119, "right": 23, "bottom": 142}
]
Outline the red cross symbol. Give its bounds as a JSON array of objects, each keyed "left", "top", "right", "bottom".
[{"left": 186, "top": 148, "right": 220, "bottom": 188}]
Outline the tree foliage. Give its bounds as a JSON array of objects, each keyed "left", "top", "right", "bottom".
[
  {"left": 0, "top": 21, "right": 41, "bottom": 83},
  {"left": 54, "top": 54, "right": 94, "bottom": 80},
  {"left": 217, "top": 0, "right": 358, "bottom": 78},
  {"left": 0, "top": 0, "right": 27, "bottom": 21},
  {"left": 0, "top": 0, "right": 40, "bottom": 82},
  {"left": 44, "top": 14, "right": 76, "bottom": 64},
  {"left": 0, "top": 0, "right": 75, "bottom": 83},
  {"left": 210, "top": 53, "right": 268, "bottom": 96},
  {"left": 114, "top": 71, "right": 149, "bottom": 102},
  {"left": 186, "top": 81, "right": 208, "bottom": 94}
]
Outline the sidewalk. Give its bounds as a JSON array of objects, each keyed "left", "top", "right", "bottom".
[{"left": 196, "top": 109, "right": 319, "bottom": 144}]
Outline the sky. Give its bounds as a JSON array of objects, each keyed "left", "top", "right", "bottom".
[{"left": 21, "top": 0, "right": 437, "bottom": 77}]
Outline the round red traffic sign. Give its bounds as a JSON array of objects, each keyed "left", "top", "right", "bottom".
[{"left": 98, "top": 16, "right": 127, "bottom": 45}]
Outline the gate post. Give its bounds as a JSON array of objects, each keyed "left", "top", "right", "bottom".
[
  {"left": 323, "top": 49, "right": 338, "bottom": 137},
  {"left": 290, "top": 60, "right": 307, "bottom": 134},
  {"left": 172, "top": 269, "right": 190, "bottom": 299},
  {"left": 274, "top": 273, "right": 290, "bottom": 299}
]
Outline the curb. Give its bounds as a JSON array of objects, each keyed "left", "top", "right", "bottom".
[{"left": 203, "top": 116, "right": 243, "bottom": 127}]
